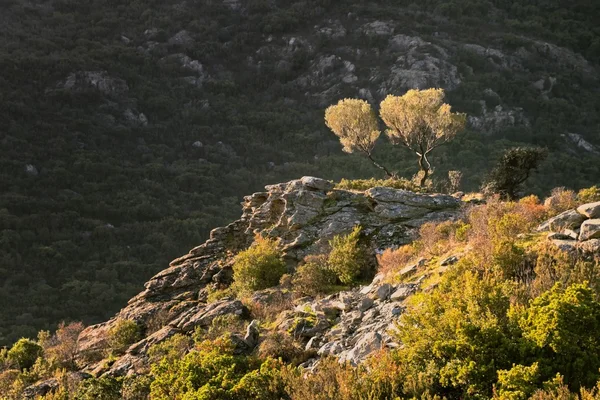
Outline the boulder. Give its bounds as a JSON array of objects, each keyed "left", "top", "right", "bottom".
[
  {"left": 390, "top": 285, "right": 415, "bottom": 301},
  {"left": 341, "top": 331, "right": 382, "bottom": 365},
  {"left": 579, "top": 239, "right": 600, "bottom": 254},
  {"left": 375, "top": 283, "right": 393, "bottom": 300},
  {"left": 577, "top": 202, "right": 600, "bottom": 219},
  {"left": 579, "top": 219, "right": 600, "bottom": 241},
  {"left": 300, "top": 176, "right": 334, "bottom": 191},
  {"left": 537, "top": 210, "right": 586, "bottom": 232},
  {"left": 244, "top": 320, "right": 260, "bottom": 348},
  {"left": 551, "top": 239, "right": 578, "bottom": 252}
]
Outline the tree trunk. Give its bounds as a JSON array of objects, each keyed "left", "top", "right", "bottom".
[
  {"left": 418, "top": 153, "right": 431, "bottom": 187},
  {"left": 367, "top": 154, "right": 395, "bottom": 179}
]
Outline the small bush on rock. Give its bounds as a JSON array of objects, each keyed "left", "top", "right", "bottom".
[
  {"left": 107, "top": 320, "right": 140, "bottom": 356},
  {"left": 292, "top": 255, "right": 336, "bottom": 296},
  {"left": 233, "top": 236, "right": 286, "bottom": 293},
  {"left": 328, "top": 226, "right": 367, "bottom": 285}
]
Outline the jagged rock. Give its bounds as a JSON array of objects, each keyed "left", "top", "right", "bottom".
[
  {"left": 60, "top": 71, "right": 129, "bottom": 97},
  {"left": 375, "top": 283, "right": 393, "bottom": 300},
  {"left": 366, "top": 187, "right": 461, "bottom": 210},
  {"left": 301, "top": 176, "right": 334, "bottom": 191},
  {"left": 579, "top": 219, "right": 600, "bottom": 241},
  {"left": 537, "top": 210, "right": 586, "bottom": 232},
  {"left": 548, "top": 231, "right": 578, "bottom": 241},
  {"left": 244, "top": 320, "right": 260, "bottom": 348},
  {"left": 399, "top": 263, "right": 417, "bottom": 277},
  {"left": 340, "top": 331, "right": 382, "bottom": 365},
  {"left": 74, "top": 177, "right": 462, "bottom": 374},
  {"left": 358, "top": 297, "right": 374, "bottom": 312},
  {"left": 579, "top": 239, "right": 600, "bottom": 254},
  {"left": 390, "top": 284, "right": 415, "bottom": 301},
  {"left": 317, "top": 341, "right": 344, "bottom": 356},
  {"left": 578, "top": 202, "right": 600, "bottom": 219},
  {"left": 563, "top": 133, "right": 599, "bottom": 154},
  {"left": 440, "top": 255, "right": 458, "bottom": 266},
  {"left": 551, "top": 239, "right": 578, "bottom": 252},
  {"left": 176, "top": 300, "right": 249, "bottom": 332}
]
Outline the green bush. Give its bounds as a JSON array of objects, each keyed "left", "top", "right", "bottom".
[
  {"left": 233, "top": 236, "right": 286, "bottom": 293},
  {"left": 75, "top": 376, "right": 122, "bottom": 400},
  {"left": 107, "top": 320, "right": 140, "bottom": 356},
  {"left": 7, "top": 338, "right": 42, "bottom": 370},
  {"left": 335, "top": 178, "right": 420, "bottom": 192},
  {"left": 577, "top": 186, "right": 600, "bottom": 204},
  {"left": 327, "top": 226, "right": 366, "bottom": 285},
  {"left": 292, "top": 255, "right": 336, "bottom": 296}
]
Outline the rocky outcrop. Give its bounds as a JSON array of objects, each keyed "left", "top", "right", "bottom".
[
  {"left": 538, "top": 202, "right": 600, "bottom": 254},
  {"left": 75, "top": 177, "right": 461, "bottom": 376}
]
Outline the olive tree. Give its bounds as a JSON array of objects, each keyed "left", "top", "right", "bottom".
[
  {"left": 380, "top": 89, "right": 466, "bottom": 186},
  {"left": 325, "top": 98, "right": 394, "bottom": 178}
]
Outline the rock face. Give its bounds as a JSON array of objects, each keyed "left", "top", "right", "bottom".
[{"left": 75, "top": 177, "right": 461, "bottom": 376}]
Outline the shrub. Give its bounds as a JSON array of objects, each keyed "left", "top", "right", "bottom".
[
  {"left": 327, "top": 226, "right": 366, "bottom": 285},
  {"left": 75, "top": 376, "right": 122, "bottom": 400},
  {"left": 41, "top": 321, "right": 84, "bottom": 370},
  {"left": 377, "top": 245, "right": 415, "bottom": 275},
  {"left": 496, "top": 363, "right": 541, "bottom": 400},
  {"left": 257, "top": 332, "right": 305, "bottom": 364},
  {"left": 335, "top": 178, "right": 420, "bottom": 192},
  {"left": 514, "top": 283, "right": 600, "bottom": 389},
  {"left": 7, "top": 339, "right": 43, "bottom": 370},
  {"left": 544, "top": 187, "right": 576, "bottom": 216},
  {"left": 122, "top": 374, "right": 152, "bottom": 400},
  {"left": 578, "top": 186, "right": 600, "bottom": 204},
  {"left": 292, "top": 255, "right": 335, "bottom": 296},
  {"left": 148, "top": 334, "right": 192, "bottom": 365},
  {"left": 233, "top": 236, "right": 287, "bottom": 293},
  {"left": 107, "top": 320, "right": 140, "bottom": 356}
]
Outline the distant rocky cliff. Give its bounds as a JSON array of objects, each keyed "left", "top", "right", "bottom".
[{"left": 75, "top": 177, "right": 462, "bottom": 376}]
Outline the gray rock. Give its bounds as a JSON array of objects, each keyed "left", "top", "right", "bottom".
[
  {"left": 178, "top": 300, "right": 248, "bottom": 332},
  {"left": 551, "top": 239, "right": 578, "bottom": 252},
  {"left": 580, "top": 219, "right": 600, "bottom": 241},
  {"left": 317, "top": 341, "right": 344, "bottom": 356},
  {"left": 579, "top": 239, "right": 600, "bottom": 254},
  {"left": 537, "top": 210, "right": 586, "bottom": 231},
  {"left": 301, "top": 176, "right": 334, "bottom": 191},
  {"left": 366, "top": 188, "right": 460, "bottom": 210},
  {"left": 440, "top": 255, "right": 458, "bottom": 266},
  {"left": 244, "top": 320, "right": 260, "bottom": 348},
  {"left": 399, "top": 263, "right": 417, "bottom": 277},
  {"left": 25, "top": 164, "right": 38, "bottom": 176},
  {"left": 341, "top": 331, "right": 382, "bottom": 365},
  {"left": 390, "top": 285, "right": 414, "bottom": 301},
  {"left": 548, "top": 230, "right": 578, "bottom": 241},
  {"left": 358, "top": 297, "right": 374, "bottom": 312},
  {"left": 375, "top": 283, "right": 393, "bottom": 300},
  {"left": 578, "top": 202, "right": 600, "bottom": 219}
]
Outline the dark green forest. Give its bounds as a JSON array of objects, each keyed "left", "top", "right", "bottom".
[{"left": 1, "top": 0, "right": 599, "bottom": 345}]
